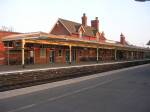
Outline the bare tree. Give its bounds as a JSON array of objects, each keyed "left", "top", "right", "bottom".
[{"left": 0, "top": 26, "right": 15, "bottom": 32}]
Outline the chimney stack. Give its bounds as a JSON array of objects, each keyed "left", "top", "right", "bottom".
[
  {"left": 120, "top": 33, "right": 126, "bottom": 45},
  {"left": 91, "top": 17, "right": 99, "bottom": 31},
  {"left": 82, "top": 13, "right": 87, "bottom": 26}
]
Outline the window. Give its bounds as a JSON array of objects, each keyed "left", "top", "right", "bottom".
[
  {"left": 15, "top": 42, "right": 21, "bottom": 47},
  {"left": 4, "top": 41, "right": 13, "bottom": 47},
  {"left": 58, "top": 49, "right": 62, "bottom": 56},
  {"left": 40, "top": 48, "right": 46, "bottom": 57}
]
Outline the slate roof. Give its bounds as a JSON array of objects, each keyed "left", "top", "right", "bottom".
[{"left": 59, "top": 18, "right": 97, "bottom": 37}]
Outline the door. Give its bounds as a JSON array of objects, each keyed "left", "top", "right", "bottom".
[
  {"left": 72, "top": 49, "right": 76, "bottom": 63},
  {"left": 50, "top": 50, "right": 55, "bottom": 63},
  {"left": 29, "top": 50, "right": 34, "bottom": 64},
  {"left": 66, "top": 49, "right": 70, "bottom": 63}
]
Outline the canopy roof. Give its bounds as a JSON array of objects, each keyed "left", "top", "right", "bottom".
[{"left": 2, "top": 32, "right": 149, "bottom": 52}]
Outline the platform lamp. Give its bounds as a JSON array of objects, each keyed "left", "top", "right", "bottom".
[
  {"left": 135, "top": 0, "right": 150, "bottom": 2},
  {"left": 147, "top": 40, "right": 150, "bottom": 48}
]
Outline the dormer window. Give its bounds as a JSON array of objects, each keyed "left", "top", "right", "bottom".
[
  {"left": 96, "top": 34, "right": 99, "bottom": 41},
  {"left": 78, "top": 25, "right": 85, "bottom": 39},
  {"left": 96, "top": 32, "right": 100, "bottom": 42},
  {"left": 79, "top": 31, "right": 82, "bottom": 39}
]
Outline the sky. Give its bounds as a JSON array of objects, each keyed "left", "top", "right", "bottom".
[{"left": 0, "top": 0, "right": 150, "bottom": 46}]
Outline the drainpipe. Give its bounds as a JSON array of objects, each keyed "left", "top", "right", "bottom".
[{"left": 7, "top": 42, "right": 10, "bottom": 65}]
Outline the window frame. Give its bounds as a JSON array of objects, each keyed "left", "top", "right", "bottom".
[{"left": 40, "top": 48, "right": 46, "bottom": 57}]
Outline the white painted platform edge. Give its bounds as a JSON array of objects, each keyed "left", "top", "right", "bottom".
[{"left": 0, "top": 59, "right": 149, "bottom": 75}]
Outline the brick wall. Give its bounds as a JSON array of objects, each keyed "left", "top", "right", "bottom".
[
  {"left": 0, "top": 59, "right": 149, "bottom": 91},
  {"left": 50, "top": 21, "right": 70, "bottom": 35},
  {"left": 0, "top": 31, "right": 21, "bottom": 65}
]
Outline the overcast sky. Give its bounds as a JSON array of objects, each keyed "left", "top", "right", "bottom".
[{"left": 0, "top": 0, "right": 150, "bottom": 46}]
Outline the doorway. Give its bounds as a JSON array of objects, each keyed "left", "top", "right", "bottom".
[
  {"left": 72, "top": 49, "right": 76, "bottom": 63},
  {"left": 50, "top": 50, "right": 55, "bottom": 63},
  {"left": 66, "top": 49, "right": 70, "bottom": 63}
]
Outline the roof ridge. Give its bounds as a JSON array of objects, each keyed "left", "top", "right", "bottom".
[
  {"left": 57, "top": 18, "right": 98, "bottom": 37},
  {"left": 58, "top": 18, "right": 93, "bottom": 28},
  {"left": 59, "top": 18, "right": 81, "bottom": 25}
]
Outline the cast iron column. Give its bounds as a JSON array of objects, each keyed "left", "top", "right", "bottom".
[
  {"left": 22, "top": 39, "right": 25, "bottom": 68},
  {"left": 69, "top": 45, "right": 72, "bottom": 64},
  {"left": 96, "top": 47, "right": 99, "bottom": 63}
]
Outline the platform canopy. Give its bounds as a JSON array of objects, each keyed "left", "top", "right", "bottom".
[{"left": 2, "top": 32, "right": 149, "bottom": 51}]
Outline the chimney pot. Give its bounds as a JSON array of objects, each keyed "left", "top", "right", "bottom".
[
  {"left": 91, "top": 17, "right": 99, "bottom": 31},
  {"left": 120, "top": 33, "right": 126, "bottom": 45},
  {"left": 82, "top": 13, "right": 87, "bottom": 26}
]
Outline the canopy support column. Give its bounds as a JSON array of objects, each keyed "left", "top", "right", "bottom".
[
  {"left": 131, "top": 51, "right": 134, "bottom": 60},
  {"left": 69, "top": 45, "right": 72, "bottom": 64},
  {"left": 96, "top": 47, "right": 99, "bottom": 63},
  {"left": 114, "top": 49, "right": 117, "bottom": 61},
  {"left": 22, "top": 39, "right": 25, "bottom": 68}
]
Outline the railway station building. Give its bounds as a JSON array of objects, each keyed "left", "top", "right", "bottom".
[{"left": 0, "top": 13, "right": 149, "bottom": 66}]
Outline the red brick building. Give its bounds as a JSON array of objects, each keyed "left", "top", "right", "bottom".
[
  {"left": 1, "top": 14, "right": 150, "bottom": 65},
  {"left": 51, "top": 14, "right": 106, "bottom": 42},
  {"left": 0, "top": 31, "right": 21, "bottom": 65}
]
